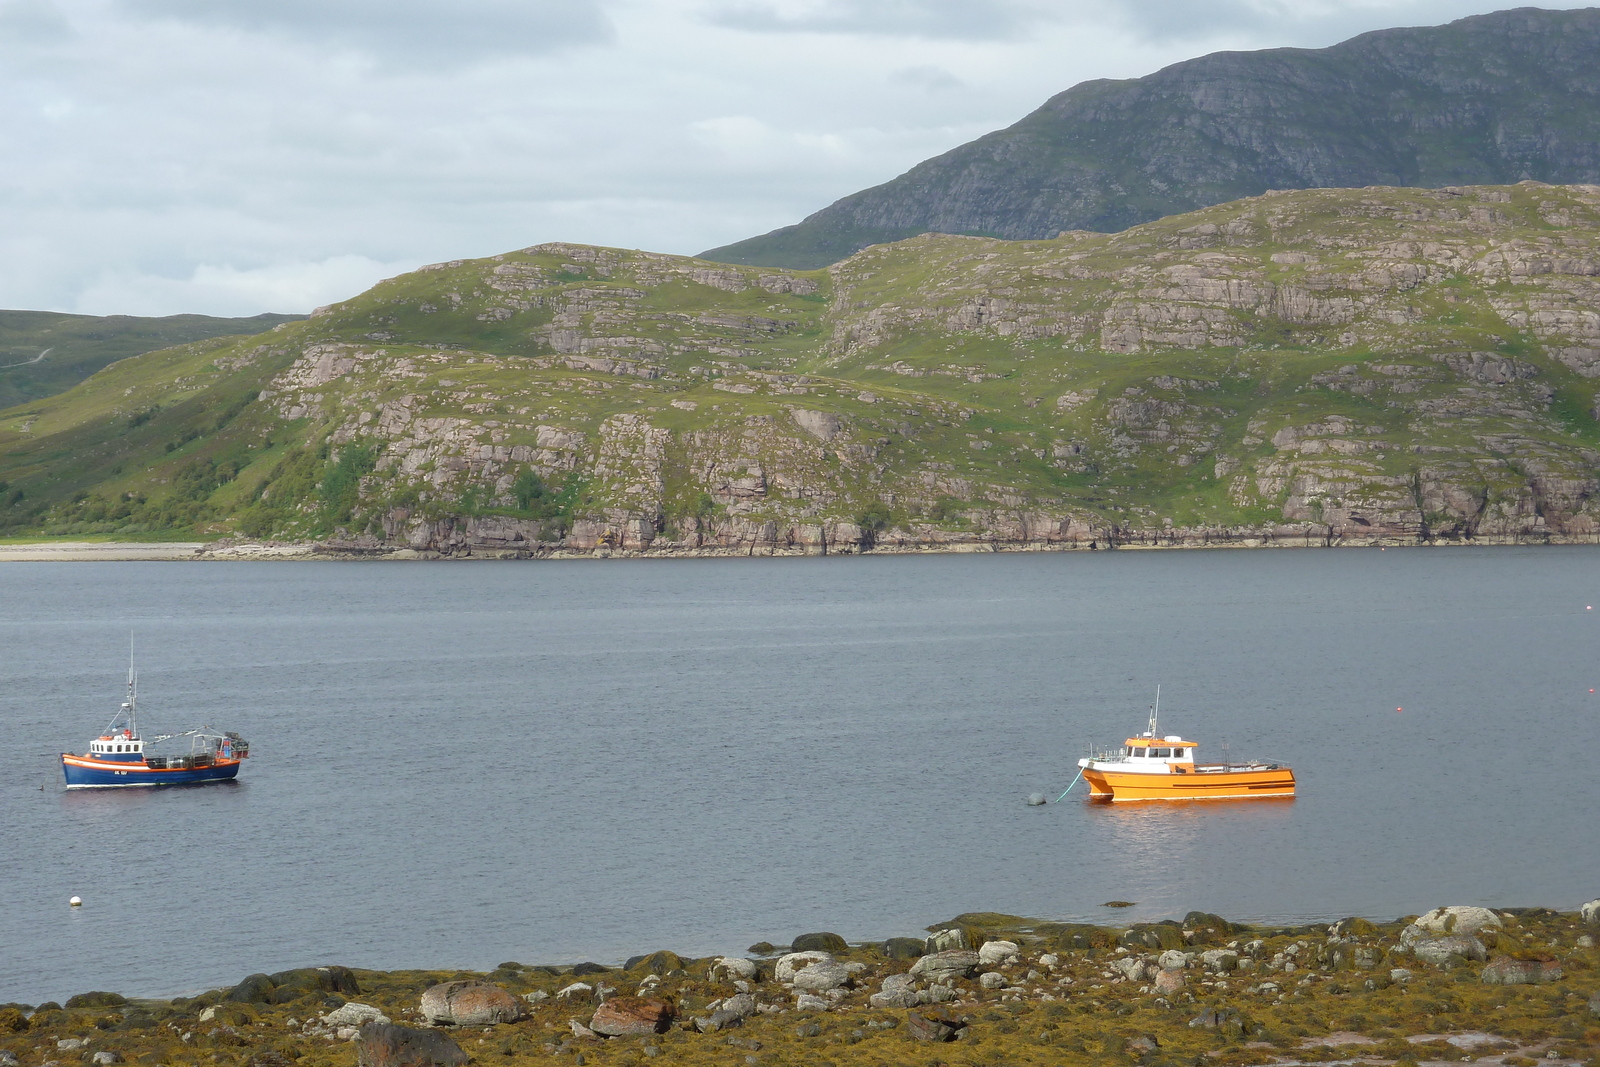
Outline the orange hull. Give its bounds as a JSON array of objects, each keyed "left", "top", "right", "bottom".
[{"left": 1081, "top": 764, "right": 1294, "bottom": 802}]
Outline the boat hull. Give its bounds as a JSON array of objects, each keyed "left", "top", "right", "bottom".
[
  {"left": 61, "top": 754, "right": 243, "bottom": 789},
  {"left": 1081, "top": 764, "right": 1294, "bottom": 802}
]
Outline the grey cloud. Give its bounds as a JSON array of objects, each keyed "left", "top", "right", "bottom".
[
  {"left": 116, "top": 0, "right": 613, "bottom": 64},
  {"left": 891, "top": 65, "right": 965, "bottom": 91},
  {"left": 0, "top": 0, "right": 74, "bottom": 45},
  {"left": 1082, "top": 0, "right": 1569, "bottom": 46},
  {"left": 705, "top": 0, "right": 1053, "bottom": 40}
]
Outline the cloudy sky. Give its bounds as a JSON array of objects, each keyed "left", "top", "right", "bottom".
[{"left": 2, "top": 0, "right": 1592, "bottom": 317}]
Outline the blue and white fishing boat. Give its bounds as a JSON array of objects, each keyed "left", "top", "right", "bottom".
[{"left": 60, "top": 651, "right": 249, "bottom": 789}]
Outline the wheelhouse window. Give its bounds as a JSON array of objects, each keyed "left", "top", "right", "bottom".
[
  {"left": 1132, "top": 747, "right": 1147, "bottom": 757},
  {"left": 1152, "top": 748, "right": 1171, "bottom": 758}
]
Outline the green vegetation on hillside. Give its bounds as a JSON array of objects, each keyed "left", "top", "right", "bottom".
[
  {"left": 0, "top": 310, "right": 302, "bottom": 410},
  {"left": 3, "top": 184, "right": 1600, "bottom": 552}
]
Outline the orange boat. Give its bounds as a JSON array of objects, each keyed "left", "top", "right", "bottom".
[{"left": 1074, "top": 691, "right": 1294, "bottom": 802}]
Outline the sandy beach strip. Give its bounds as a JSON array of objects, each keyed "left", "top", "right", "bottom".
[{"left": 0, "top": 541, "right": 209, "bottom": 561}]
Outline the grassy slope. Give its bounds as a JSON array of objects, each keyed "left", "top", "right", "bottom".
[
  {"left": 0, "top": 311, "right": 303, "bottom": 409},
  {"left": 2, "top": 185, "right": 1598, "bottom": 545}
]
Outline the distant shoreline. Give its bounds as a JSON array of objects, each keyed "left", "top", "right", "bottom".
[{"left": 1, "top": 535, "right": 1597, "bottom": 562}]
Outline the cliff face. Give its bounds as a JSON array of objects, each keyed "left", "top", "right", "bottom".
[
  {"left": 5, "top": 183, "right": 1600, "bottom": 556},
  {"left": 703, "top": 7, "right": 1600, "bottom": 269}
]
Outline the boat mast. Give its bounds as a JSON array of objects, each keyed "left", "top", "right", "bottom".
[
  {"left": 125, "top": 633, "right": 137, "bottom": 739},
  {"left": 1146, "top": 685, "right": 1161, "bottom": 738}
]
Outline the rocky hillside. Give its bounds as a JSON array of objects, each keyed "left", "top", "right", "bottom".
[
  {"left": 5, "top": 182, "right": 1600, "bottom": 556},
  {"left": 704, "top": 7, "right": 1600, "bottom": 270},
  {"left": 0, "top": 310, "right": 301, "bottom": 409}
]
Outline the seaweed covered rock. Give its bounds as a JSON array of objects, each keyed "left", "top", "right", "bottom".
[
  {"left": 1481, "top": 956, "right": 1564, "bottom": 984},
  {"left": 356, "top": 1022, "right": 467, "bottom": 1067},
  {"left": 623, "top": 951, "right": 684, "bottom": 975},
  {"left": 1119, "top": 923, "right": 1185, "bottom": 951},
  {"left": 790, "top": 932, "right": 847, "bottom": 954},
  {"left": 883, "top": 937, "right": 926, "bottom": 960},
  {"left": 64, "top": 993, "right": 128, "bottom": 1010},
  {"left": 226, "top": 975, "right": 277, "bottom": 1005},
  {"left": 418, "top": 981, "right": 525, "bottom": 1026},
  {"left": 1181, "top": 912, "right": 1239, "bottom": 943},
  {"left": 774, "top": 952, "right": 833, "bottom": 983}
]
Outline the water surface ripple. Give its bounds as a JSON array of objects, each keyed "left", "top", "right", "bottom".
[{"left": 3, "top": 548, "right": 1597, "bottom": 1002}]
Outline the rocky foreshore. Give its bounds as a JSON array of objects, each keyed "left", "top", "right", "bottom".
[{"left": 7, "top": 905, "right": 1600, "bottom": 1067}]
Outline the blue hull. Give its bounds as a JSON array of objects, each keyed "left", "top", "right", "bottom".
[{"left": 61, "top": 758, "right": 241, "bottom": 789}]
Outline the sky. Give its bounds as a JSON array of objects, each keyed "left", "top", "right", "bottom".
[{"left": 2, "top": 0, "right": 1594, "bottom": 318}]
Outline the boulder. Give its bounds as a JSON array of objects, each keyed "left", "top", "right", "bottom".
[
  {"left": 0, "top": 1051, "right": 19, "bottom": 1067},
  {"left": 624, "top": 951, "right": 684, "bottom": 975},
  {"left": 226, "top": 975, "right": 277, "bottom": 1005},
  {"left": 1157, "top": 950, "right": 1191, "bottom": 970},
  {"left": 356, "top": 1023, "right": 468, "bottom": 1067},
  {"left": 1481, "top": 956, "right": 1564, "bottom": 985},
  {"left": 1413, "top": 906, "right": 1502, "bottom": 937},
  {"left": 1199, "top": 950, "right": 1239, "bottom": 972},
  {"left": 774, "top": 951, "right": 833, "bottom": 983},
  {"left": 883, "top": 937, "right": 926, "bottom": 960},
  {"left": 267, "top": 967, "right": 361, "bottom": 1002},
  {"left": 925, "top": 928, "right": 969, "bottom": 952},
  {"left": 1330, "top": 917, "right": 1379, "bottom": 938},
  {"left": 790, "top": 962, "right": 852, "bottom": 992},
  {"left": 905, "top": 1012, "right": 965, "bottom": 1042},
  {"left": 1409, "top": 935, "right": 1487, "bottom": 966},
  {"left": 1119, "top": 924, "right": 1185, "bottom": 951},
  {"left": 589, "top": 997, "right": 674, "bottom": 1037},
  {"left": 91, "top": 1053, "right": 119, "bottom": 1066},
  {"left": 790, "top": 932, "right": 848, "bottom": 954},
  {"left": 1111, "top": 957, "right": 1152, "bottom": 982},
  {"left": 324, "top": 1003, "right": 388, "bottom": 1028},
  {"left": 978, "top": 972, "right": 1006, "bottom": 990},
  {"left": 714, "top": 993, "right": 756, "bottom": 1022},
  {"left": 1181, "top": 912, "right": 1239, "bottom": 942},
  {"left": 569, "top": 963, "right": 610, "bottom": 977},
  {"left": 1188, "top": 1007, "right": 1245, "bottom": 1035},
  {"left": 709, "top": 957, "right": 758, "bottom": 983},
  {"left": 868, "top": 975, "right": 921, "bottom": 1009},
  {"left": 65, "top": 992, "right": 128, "bottom": 1010},
  {"left": 419, "top": 981, "right": 526, "bottom": 1025},
  {"left": 793, "top": 993, "right": 831, "bottom": 1011},
  {"left": 909, "top": 950, "right": 979, "bottom": 983},
  {"left": 1153, "top": 969, "right": 1186, "bottom": 994},
  {"left": 977, "top": 940, "right": 1019, "bottom": 966},
  {"left": 1582, "top": 899, "right": 1600, "bottom": 926}
]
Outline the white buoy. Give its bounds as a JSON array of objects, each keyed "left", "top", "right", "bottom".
[
  {"left": 1026, "top": 793, "right": 1047, "bottom": 806},
  {"left": 69, "top": 896, "right": 82, "bottom": 907}
]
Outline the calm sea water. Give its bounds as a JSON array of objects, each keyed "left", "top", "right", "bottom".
[{"left": 3, "top": 547, "right": 1598, "bottom": 1004}]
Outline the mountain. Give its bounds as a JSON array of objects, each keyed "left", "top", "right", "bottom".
[
  {"left": 4, "top": 182, "right": 1600, "bottom": 554},
  {"left": 0, "top": 310, "right": 303, "bottom": 410},
  {"left": 702, "top": 7, "right": 1600, "bottom": 270}
]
